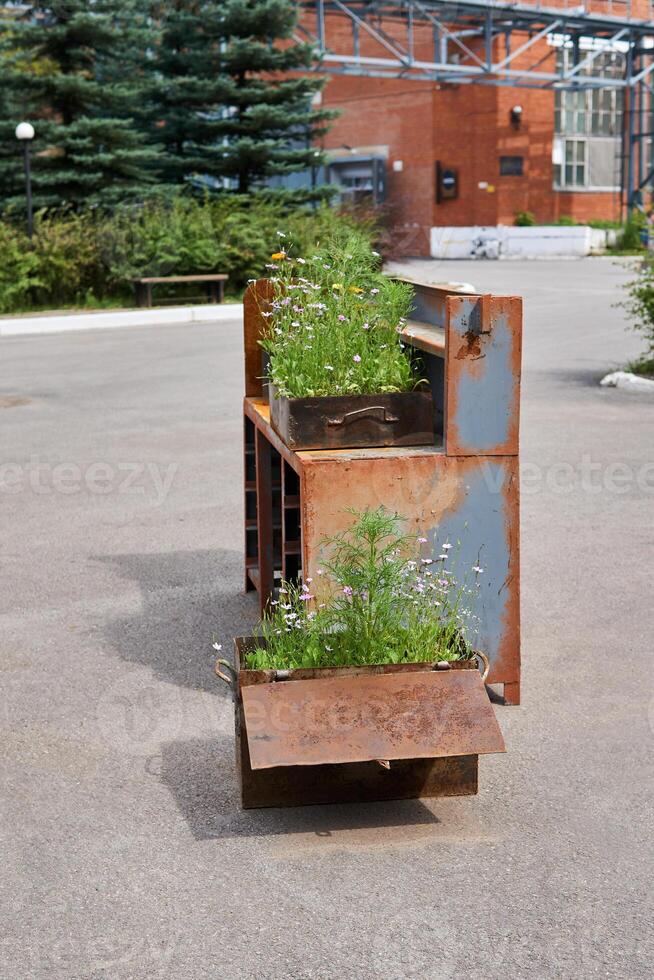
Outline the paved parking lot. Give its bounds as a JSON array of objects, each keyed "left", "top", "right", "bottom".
[{"left": 1, "top": 258, "right": 653, "bottom": 979}]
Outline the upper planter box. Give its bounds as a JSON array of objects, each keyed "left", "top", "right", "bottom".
[
  {"left": 249, "top": 277, "right": 435, "bottom": 452},
  {"left": 268, "top": 383, "right": 433, "bottom": 451}
]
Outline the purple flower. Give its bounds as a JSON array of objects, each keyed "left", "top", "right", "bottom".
[
  {"left": 342, "top": 586, "right": 353, "bottom": 596},
  {"left": 353, "top": 354, "right": 362, "bottom": 363},
  {"left": 417, "top": 536, "right": 427, "bottom": 543},
  {"left": 362, "top": 322, "right": 370, "bottom": 330},
  {"left": 370, "top": 288, "right": 380, "bottom": 295},
  {"left": 337, "top": 314, "right": 347, "bottom": 322}
]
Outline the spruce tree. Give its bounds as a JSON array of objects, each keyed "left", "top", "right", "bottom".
[
  {"left": 151, "top": 0, "right": 335, "bottom": 197},
  {"left": 0, "top": 2, "right": 160, "bottom": 211}
]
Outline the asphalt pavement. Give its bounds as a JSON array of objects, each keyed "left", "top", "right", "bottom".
[{"left": 1, "top": 258, "right": 653, "bottom": 979}]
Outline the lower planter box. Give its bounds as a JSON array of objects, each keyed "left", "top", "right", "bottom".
[
  {"left": 216, "top": 637, "right": 505, "bottom": 809},
  {"left": 268, "top": 384, "right": 434, "bottom": 451}
]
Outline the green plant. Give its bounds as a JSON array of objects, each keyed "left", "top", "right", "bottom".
[
  {"left": 617, "top": 210, "right": 647, "bottom": 251},
  {"left": 514, "top": 210, "right": 536, "bottom": 227},
  {"left": 260, "top": 229, "right": 420, "bottom": 397},
  {"left": 0, "top": 196, "right": 378, "bottom": 313},
  {"left": 0, "top": 221, "right": 41, "bottom": 312},
  {"left": 552, "top": 215, "right": 576, "bottom": 226},
  {"left": 623, "top": 258, "right": 654, "bottom": 358},
  {"left": 245, "top": 508, "right": 482, "bottom": 670}
]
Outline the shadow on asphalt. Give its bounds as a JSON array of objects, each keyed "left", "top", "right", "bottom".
[
  {"left": 94, "top": 548, "right": 258, "bottom": 693},
  {"left": 159, "top": 735, "right": 441, "bottom": 841}
]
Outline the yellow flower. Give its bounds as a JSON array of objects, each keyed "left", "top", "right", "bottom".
[
  {"left": 348, "top": 286, "right": 364, "bottom": 294},
  {"left": 332, "top": 283, "right": 344, "bottom": 291},
  {"left": 271, "top": 251, "right": 286, "bottom": 260}
]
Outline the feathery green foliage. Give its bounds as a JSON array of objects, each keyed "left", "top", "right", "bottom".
[{"left": 246, "top": 508, "right": 482, "bottom": 670}]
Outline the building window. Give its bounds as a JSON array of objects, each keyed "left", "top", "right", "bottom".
[
  {"left": 554, "top": 138, "right": 587, "bottom": 189},
  {"left": 500, "top": 155, "right": 524, "bottom": 176},
  {"left": 553, "top": 47, "right": 624, "bottom": 191}
]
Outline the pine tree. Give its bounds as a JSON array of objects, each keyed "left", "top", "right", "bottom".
[
  {"left": 0, "top": 2, "right": 160, "bottom": 211},
  {"left": 151, "top": 0, "right": 335, "bottom": 198}
]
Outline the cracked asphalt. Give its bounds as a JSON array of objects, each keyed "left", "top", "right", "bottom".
[{"left": 1, "top": 258, "right": 653, "bottom": 979}]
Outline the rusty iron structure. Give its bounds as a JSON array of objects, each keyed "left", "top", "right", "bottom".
[
  {"left": 242, "top": 277, "right": 522, "bottom": 706},
  {"left": 296, "top": 0, "right": 654, "bottom": 208},
  {"left": 222, "top": 638, "right": 504, "bottom": 808}
]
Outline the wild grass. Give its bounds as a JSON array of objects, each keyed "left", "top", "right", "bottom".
[
  {"left": 245, "top": 508, "right": 482, "bottom": 670},
  {"left": 259, "top": 230, "right": 423, "bottom": 398}
]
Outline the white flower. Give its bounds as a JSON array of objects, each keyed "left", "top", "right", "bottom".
[
  {"left": 442, "top": 543, "right": 453, "bottom": 550},
  {"left": 276, "top": 230, "right": 286, "bottom": 237},
  {"left": 473, "top": 565, "right": 484, "bottom": 574},
  {"left": 297, "top": 257, "right": 306, "bottom": 264},
  {"left": 325, "top": 364, "right": 334, "bottom": 371},
  {"left": 212, "top": 642, "right": 222, "bottom": 651}
]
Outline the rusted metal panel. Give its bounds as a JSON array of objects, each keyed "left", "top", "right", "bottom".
[
  {"left": 241, "top": 670, "right": 505, "bottom": 770},
  {"left": 238, "top": 742, "right": 479, "bottom": 809},
  {"left": 445, "top": 294, "right": 522, "bottom": 456},
  {"left": 300, "top": 452, "right": 520, "bottom": 699},
  {"left": 243, "top": 279, "right": 273, "bottom": 398},
  {"left": 269, "top": 386, "right": 434, "bottom": 451}
]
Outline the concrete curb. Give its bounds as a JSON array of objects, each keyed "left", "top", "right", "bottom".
[{"left": 0, "top": 303, "right": 244, "bottom": 338}]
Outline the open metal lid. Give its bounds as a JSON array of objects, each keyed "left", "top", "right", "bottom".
[{"left": 241, "top": 669, "right": 505, "bottom": 770}]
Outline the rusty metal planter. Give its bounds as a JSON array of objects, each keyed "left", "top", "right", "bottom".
[
  {"left": 217, "top": 638, "right": 505, "bottom": 809},
  {"left": 268, "top": 384, "right": 434, "bottom": 451}
]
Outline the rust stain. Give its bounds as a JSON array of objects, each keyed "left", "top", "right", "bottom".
[{"left": 455, "top": 331, "right": 484, "bottom": 361}]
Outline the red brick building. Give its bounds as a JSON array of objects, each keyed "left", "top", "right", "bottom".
[{"left": 302, "top": 4, "right": 642, "bottom": 255}]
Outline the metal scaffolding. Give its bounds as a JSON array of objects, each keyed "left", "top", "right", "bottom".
[{"left": 297, "top": 0, "right": 654, "bottom": 206}]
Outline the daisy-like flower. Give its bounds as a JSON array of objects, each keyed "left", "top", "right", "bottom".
[
  {"left": 348, "top": 286, "right": 364, "bottom": 294},
  {"left": 417, "top": 536, "right": 427, "bottom": 543},
  {"left": 331, "top": 282, "right": 343, "bottom": 290},
  {"left": 325, "top": 364, "right": 334, "bottom": 371},
  {"left": 276, "top": 230, "right": 286, "bottom": 237},
  {"left": 212, "top": 642, "right": 222, "bottom": 651},
  {"left": 370, "top": 287, "right": 380, "bottom": 295},
  {"left": 291, "top": 321, "right": 300, "bottom": 327},
  {"left": 337, "top": 314, "right": 347, "bottom": 322},
  {"left": 362, "top": 322, "right": 370, "bottom": 330},
  {"left": 342, "top": 586, "right": 353, "bottom": 596},
  {"left": 296, "top": 257, "right": 306, "bottom": 265},
  {"left": 442, "top": 543, "right": 453, "bottom": 550},
  {"left": 271, "top": 251, "right": 286, "bottom": 261},
  {"left": 353, "top": 354, "right": 362, "bottom": 363},
  {"left": 473, "top": 565, "right": 484, "bottom": 574}
]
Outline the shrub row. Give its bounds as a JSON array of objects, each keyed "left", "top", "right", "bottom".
[{"left": 0, "top": 196, "right": 373, "bottom": 314}]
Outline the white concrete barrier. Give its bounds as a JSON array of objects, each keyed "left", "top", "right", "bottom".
[
  {"left": 430, "top": 225, "right": 612, "bottom": 260},
  {"left": 0, "top": 302, "right": 244, "bottom": 338}
]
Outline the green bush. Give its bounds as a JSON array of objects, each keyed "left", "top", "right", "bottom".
[
  {"left": 552, "top": 215, "right": 576, "bottom": 226},
  {"left": 624, "top": 258, "right": 654, "bottom": 358},
  {"left": 514, "top": 210, "right": 536, "bottom": 227},
  {"left": 617, "top": 210, "right": 647, "bottom": 251},
  {"left": 0, "top": 194, "right": 373, "bottom": 313},
  {"left": 0, "top": 222, "right": 41, "bottom": 312}
]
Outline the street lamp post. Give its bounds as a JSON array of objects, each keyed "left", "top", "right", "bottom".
[{"left": 15, "top": 122, "right": 35, "bottom": 240}]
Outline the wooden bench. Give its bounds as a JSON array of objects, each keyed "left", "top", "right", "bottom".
[{"left": 132, "top": 274, "right": 228, "bottom": 308}]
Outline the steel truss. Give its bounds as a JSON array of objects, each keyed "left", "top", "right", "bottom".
[{"left": 297, "top": 0, "right": 654, "bottom": 205}]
